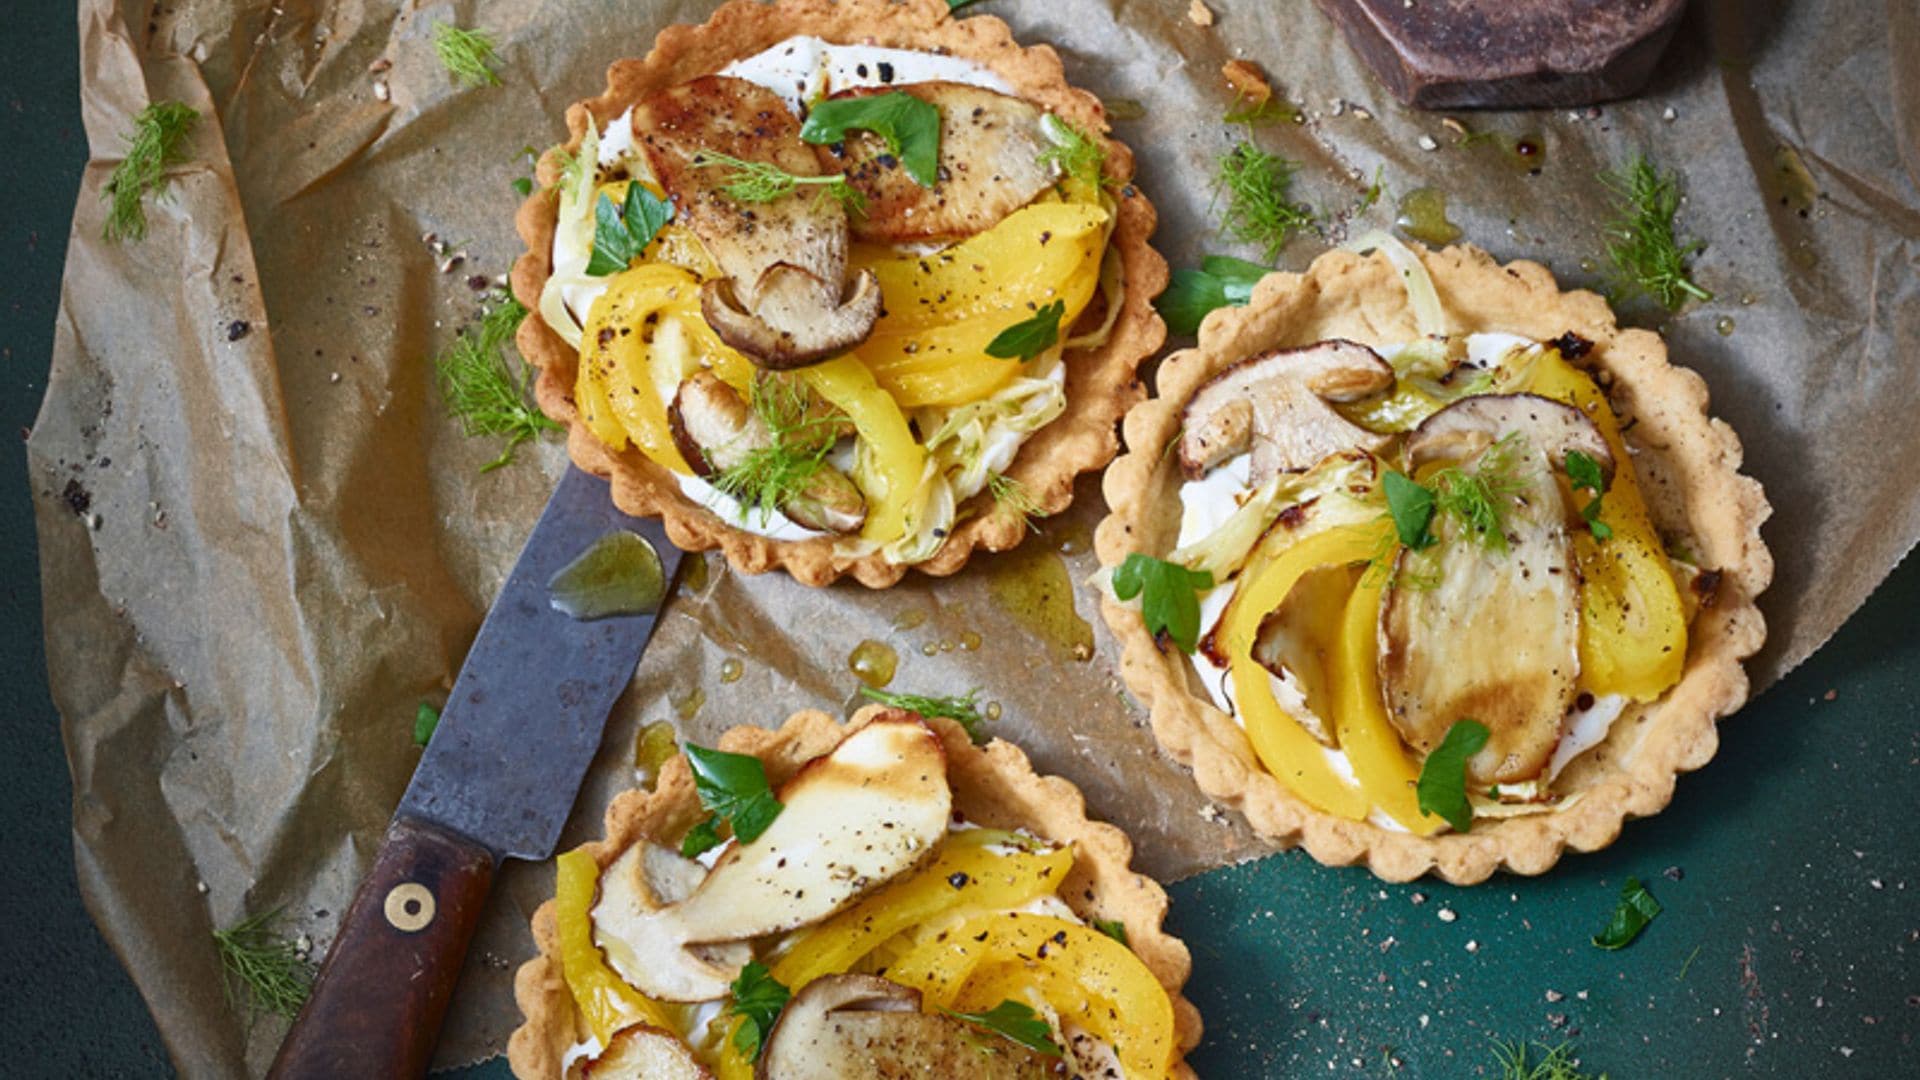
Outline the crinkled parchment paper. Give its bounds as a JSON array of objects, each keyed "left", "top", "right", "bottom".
[{"left": 30, "top": 0, "right": 1919, "bottom": 1074}]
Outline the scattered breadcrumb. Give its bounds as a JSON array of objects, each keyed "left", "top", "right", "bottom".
[
  {"left": 1222, "top": 59, "right": 1271, "bottom": 104},
  {"left": 1188, "top": 0, "right": 1215, "bottom": 27}
]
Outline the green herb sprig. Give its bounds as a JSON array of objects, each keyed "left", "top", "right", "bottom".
[
  {"left": 1565, "top": 449, "right": 1613, "bottom": 540},
  {"left": 433, "top": 22, "right": 502, "bottom": 87},
  {"left": 213, "top": 908, "right": 314, "bottom": 1020},
  {"left": 1491, "top": 1039, "right": 1608, "bottom": 1080},
  {"left": 1216, "top": 141, "right": 1316, "bottom": 261},
  {"left": 710, "top": 378, "right": 837, "bottom": 524},
  {"left": 1601, "top": 155, "right": 1711, "bottom": 310},
  {"left": 1111, "top": 554, "right": 1214, "bottom": 654},
  {"left": 1156, "top": 254, "right": 1269, "bottom": 336},
  {"left": 985, "top": 301, "right": 1066, "bottom": 362},
  {"left": 1415, "top": 718, "right": 1489, "bottom": 832},
  {"left": 1383, "top": 435, "right": 1532, "bottom": 555},
  {"left": 681, "top": 743, "right": 784, "bottom": 858},
  {"left": 103, "top": 101, "right": 200, "bottom": 242},
  {"left": 944, "top": 1000, "right": 1063, "bottom": 1057},
  {"left": 1039, "top": 115, "right": 1109, "bottom": 190},
  {"left": 413, "top": 702, "right": 441, "bottom": 747},
  {"left": 587, "top": 183, "right": 675, "bottom": 276},
  {"left": 988, "top": 472, "right": 1041, "bottom": 531},
  {"left": 1591, "top": 876, "right": 1662, "bottom": 950},
  {"left": 800, "top": 92, "right": 943, "bottom": 187},
  {"left": 727, "top": 962, "right": 792, "bottom": 1061},
  {"left": 861, "top": 685, "right": 988, "bottom": 744},
  {"left": 695, "top": 151, "right": 865, "bottom": 214},
  {"left": 434, "top": 297, "right": 559, "bottom": 472}
]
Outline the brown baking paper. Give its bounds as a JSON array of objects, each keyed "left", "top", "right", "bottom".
[{"left": 32, "top": 0, "right": 1920, "bottom": 1074}]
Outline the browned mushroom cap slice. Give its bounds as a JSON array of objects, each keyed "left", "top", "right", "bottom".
[
  {"left": 1250, "top": 563, "right": 1363, "bottom": 747},
  {"left": 594, "top": 718, "right": 952, "bottom": 1001},
  {"left": 1176, "top": 340, "right": 1396, "bottom": 482},
  {"left": 571, "top": 1024, "right": 710, "bottom": 1080},
  {"left": 1405, "top": 392, "right": 1615, "bottom": 479},
  {"left": 667, "top": 372, "right": 867, "bottom": 534},
  {"left": 1379, "top": 400, "right": 1603, "bottom": 785},
  {"left": 756, "top": 975, "right": 1053, "bottom": 1080},
  {"left": 817, "top": 82, "right": 1057, "bottom": 245},
  {"left": 636, "top": 75, "right": 881, "bottom": 369}
]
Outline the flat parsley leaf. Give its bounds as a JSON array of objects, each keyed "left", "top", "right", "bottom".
[
  {"left": 680, "top": 815, "right": 723, "bottom": 859},
  {"left": 860, "top": 686, "right": 988, "bottom": 744},
  {"left": 1093, "top": 918, "right": 1129, "bottom": 945},
  {"left": 727, "top": 962, "right": 792, "bottom": 1061},
  {"left": 683, "top": 743, "right": 784, "bottom": 844},
  {"left": 412, "top": 702, "right": 441, "bottom": 747},
  {"left": 1111, "top": 554, "right": 1214, "bottom": 654},
  {"left": 1383, "top": 470, "right": 1437, "bottom": 551},
  {"left": 1565, "top": 449, "right": 1614, "bottom": 540},
  {"left": 800, "top": 91, "right": 943, "bottom": 187},
  {"left": 986, "top": 301, "right": 1067, "bottom": 362},
  {"left": 1416, "top": 718, "right": 1489, "bottom": 832},
  {"left": 586, "top": 182, "right": 674, "bottom": 276},
  {"left": 945, "top": 1000, "right": 1063, "bottom": 1057},
  {"left": 1156, "top": 254, "right": 1269, "bottom": 336},
  {"left": 1591, "top": 876, "right": 1662, "bottom": 950}
]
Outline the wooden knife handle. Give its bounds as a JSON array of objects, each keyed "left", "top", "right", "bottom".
[{"left": 268, "top": 817, "right": 496, "bottom": 1079}]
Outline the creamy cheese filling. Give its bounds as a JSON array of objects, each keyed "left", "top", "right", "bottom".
[
  {"left": 1175, "top": 332, "right": 1630, "bottom": 820},
  {"left": 545, "top": 38, "right": 1074, "bottom": 547}
]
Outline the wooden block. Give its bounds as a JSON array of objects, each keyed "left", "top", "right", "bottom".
[{"left": 1313, "top": 0, "right": 1688, "bottom": 110}]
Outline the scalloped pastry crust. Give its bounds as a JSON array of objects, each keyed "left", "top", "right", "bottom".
[
  {"left": 510, "top": 0, "right": 1166, "bottom": 587},
  {"left": 1094, "top": 243, "right": 1773, "bottom": 885},
  {"left": 507, "top": 706, "right": 1200, "bottom": 1079}
]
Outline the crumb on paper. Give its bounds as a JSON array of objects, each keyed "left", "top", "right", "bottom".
[
  {"left": 1222, "top": 59, "right": 1271, "bottom": 104},
  {"left": 1188, "top": 0, "right": 1215, "bottom": 27}
]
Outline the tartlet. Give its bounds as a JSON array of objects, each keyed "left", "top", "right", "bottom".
[
  {"left": 510, "top": 0, "right": 1165, "bottom": 587},
  {"left": 508, "top": 706, "right": 1200, "bottom": 1079},
  {"left": 1094, "top": 241, "right": 1772, "bottom": 884}
]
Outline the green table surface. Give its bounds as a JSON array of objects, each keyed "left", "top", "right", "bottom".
[{"left": 3, "top": 5, "right": 1914, "bottom": 1077}]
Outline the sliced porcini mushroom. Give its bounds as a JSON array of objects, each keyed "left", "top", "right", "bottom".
[
  {"left": 1251, "top": 563, "right": 1362, "bottom": 747},
  {"left": 1405, "top": 392, "right": 1615, "bottom": 479},
  {"left": 592, "top": 842, "right": 752, "bottom": 1001},
  {"left": 571, "top": 1024, "right": 710, "bottom": 1080},
  {"left": 817, "top": 82, "right": 1057, "bottom": 245},
  {"left": 636, "top": 75, "right": 880, "bottom": 368},
  {"left": 595, "top": 718, "right": 952, "bottom": 1002},
  {"left": 1379, "top": 437, "right": 1583, "bottom": 786},
  {"left": 1177, "top": 340, "right": 1396, "bottom": 482},
  {"left": 757, "top": 975, "right": 1052, "bottom": 1080},
  {"left": 667, "top": 372, "right": 867, "bottom": 534}
]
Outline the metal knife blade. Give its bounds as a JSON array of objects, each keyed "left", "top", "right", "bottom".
[{"left": 398, "top": 464, "right": 681, "bottom": 860}]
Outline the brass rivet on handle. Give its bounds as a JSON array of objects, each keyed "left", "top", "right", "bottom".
[{"left": 384, "top": 882, "right": 436, "bottom": 932}]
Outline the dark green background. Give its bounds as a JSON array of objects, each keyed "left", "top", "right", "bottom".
[{"left": 3, "top": 4, "right": 1913, "bottom": 1076}]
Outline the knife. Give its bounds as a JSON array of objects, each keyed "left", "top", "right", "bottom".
[{"left": 268, "top": 465, "right": 682, "bottom": 1078}]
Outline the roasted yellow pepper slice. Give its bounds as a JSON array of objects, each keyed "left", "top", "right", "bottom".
[
  {"left": 1333, "top": 560, "right": 1444, "bottom": 834},
  {"left": 770, "top": 829, "right": 1073, "bottom": 990},
  {"left": 796, "top": 357, "right": 925, "bottom": 544},
  {"left": 578, "top": 264, "right": 702, "bottom": 474},
  {"left": 850, "top": 200, "right": 1110, "bottom": 407},
  {"left": 553, "top": 848, "right": 676, "bottom": 1045},
  {"left": 885, "top": 912, "right": 1175, "bottom": 1080},
  {"left": 1520, "top": 350, "right": 1688, "bottom": 699},
  {"left": 1221, "top": 525, "right": 1380, "bottom": 821}
]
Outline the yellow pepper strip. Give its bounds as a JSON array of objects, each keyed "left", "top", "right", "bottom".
[
  {"left": 553, "top": 848, "right": 676, "bottom": 1046},
  {"left": 885, "top": 912, "right": 1175, "bottom": 1080},
  {"left": 951, "top": 959, "right": 1119, "bottom": 1045},
  {"left": 796, "top": 357, "right": 925, "bottom": 544},
  {"left": 579, "top": 264, "right": 704, "bottom": 474},
  {"left": 1333, "top": 562, "right": 1444, "bottom": 834},
  {"left": 771, "top": 830, "right": 1074, "bottom": 990},
  {"left": 850, "top": 201, "right": 1110, "bottom": 408},
  {"left": 1521, "top": 351, "right": 1688, "bottom": 699},
  {"left": 1221, "top": 525, "right": 1380, "bottom": 821}
]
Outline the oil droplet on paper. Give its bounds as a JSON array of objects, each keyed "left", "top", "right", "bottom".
[
  {"left": 1395, "top": 187, "right": 1462, "bottom": 247},
  {"left": 890, "top": 608, "right": 929, "bottom": 631},
  {"left": 848, "top": 640, "right": 898, "bottom": 689},
  {"left": 718, "top": 658, "right": 744, "bottom": 683},
  {"left": 987, "top": 544, "right": 1094, "bottom": 664},
  {"left": 633, "top": 721, "right": 677, "bottom": 790},
  {"left": 677, "top": 551, "right": 711, "bottom": 595},
  {"left": 1054, "top": 520, "right": 1091, "bottom": 557},
  {"left": 919, "top": 642, "right": 938, "bottom": 657},
  {"left": 1715, "top": 316, "right": 1735, "bottom": 337},
  {"left": 547, "top": 530, "right": 664, "bottom": 620},
  {"left": 959, "top": 630, "right": 982, "bottom": 652},
  {"left": 984, "top": 701, "right": 1003, "bottom": 722},
  {"left": 673, "top": 687, "right": 705, "bottom": 721}
]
